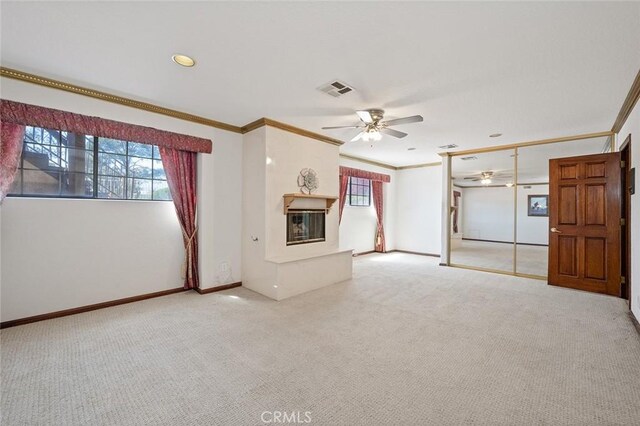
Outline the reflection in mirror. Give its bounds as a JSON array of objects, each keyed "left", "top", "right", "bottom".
[
  {"left": 450, "top": 149, "right": 515, "bottom": 272},
  {"left": 515, "top": 136, "right": 611, "bottom": 277}
]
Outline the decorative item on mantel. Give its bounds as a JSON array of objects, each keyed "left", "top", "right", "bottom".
[
  {"left": 283, "top": 168, "right": 336, "bottom": 214},
  {"left": 297, "top": 168, "right": 319, "bottom": 194}
]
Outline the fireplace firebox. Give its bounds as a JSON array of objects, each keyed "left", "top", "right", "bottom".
[{"left": 286, "top": 209, "right": 326, "bottom": 245}]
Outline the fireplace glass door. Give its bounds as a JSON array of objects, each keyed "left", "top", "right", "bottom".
[{"left": 286, "top": 210, "right": 326, "bottom": 245}]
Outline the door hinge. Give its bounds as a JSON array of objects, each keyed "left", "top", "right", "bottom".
[
  {"left": 621, "top": 218, "right": 626, "bottom": 226},
  {"left": 621, "top": 160, "right": 626, "bottom": 168},
  {"left": 621, "top": 276, "right": 626, "bottom": 285}
]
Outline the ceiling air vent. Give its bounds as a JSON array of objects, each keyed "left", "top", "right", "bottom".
[
  {"left": 461, "top": 156, "right": 477, "bottom": 161},
  {"left": 317, "top": 80, "right": 355, "bottom": 98},
  {"left": 438, "top": 144, "right": 458, "bottom": 149}
]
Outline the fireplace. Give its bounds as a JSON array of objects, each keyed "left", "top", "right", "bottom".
[{"left": 286, "top": 209, "right": 326, "bottom": 245}]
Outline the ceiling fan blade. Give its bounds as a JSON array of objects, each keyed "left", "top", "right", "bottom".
[
  {"left": 356, "top": 110, "right": 374, "bottom": 124},
  {"left": 350, "top": 132, "right": 365, "bottom": 142},
  {"left": 382, "top": 115, "right": 424, "bottom": 127},
  {"left": 380, "top": 128, "right": 408, "bottom": 138},
  {"left": 321, "top": 125, "right": 363, "bottom": 130}
]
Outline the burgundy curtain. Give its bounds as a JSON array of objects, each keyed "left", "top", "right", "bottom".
[
  {"left": 339, "top": 166, "right": 391, "bottom": 183},
  {"left": 160, "top": 147, "right": 199, "bottom": 289},
  {"left": 372, "top": 181, "right": 386, "bottom": 253},
  {"left": 338, "top": 174, "right": 349, "bottom": 223},
  {"left": 0, "top": 122, "right": 25, "bottom": 202},
  {"left": 1, "top": 99, "right": 212, "bottom": 153},
  {"left": 339, "top": 166, "right": 390, "bottom": 250}
]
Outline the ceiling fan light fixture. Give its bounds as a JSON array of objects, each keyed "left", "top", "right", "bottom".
[
  {"left": 172, "top": 54, "right": 195, "bottom": 67},
  {"left": 480, "top": 171, "right": 494, "bottom": 185},
  {"left": 362, "top": 130, "right": 382, "bottom": 142}
]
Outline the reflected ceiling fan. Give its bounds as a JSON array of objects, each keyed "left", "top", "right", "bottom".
[
  {"left": 463, "top": 171, "right": 513, "bottom": 185},
  {"left": 322, "top": 109, "right": 423, "bottom": 142}
]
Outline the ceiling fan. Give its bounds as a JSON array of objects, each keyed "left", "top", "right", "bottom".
[
  {"left": 462, "top": 171, "right": 513, "bottom": 185},
  {"left": 322, "top": 109, "right": 423, "bottom": 142}
]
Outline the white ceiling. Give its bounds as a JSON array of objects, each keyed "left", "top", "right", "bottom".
[{"left": 1, "top": 2, "right": 639, "bottom": 166}]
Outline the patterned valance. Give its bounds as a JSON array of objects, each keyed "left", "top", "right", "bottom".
[
  {"left": 0, "top": 99, "right": 212, "bottom": 153},
  {"left": 339, "top": 166, "right": 391, "bottom": 183}
]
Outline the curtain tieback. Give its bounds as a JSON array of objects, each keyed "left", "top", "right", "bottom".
[
  {"left": 180, "top": 226, "right": 197, "bottom": 281},
  {"left": 184, "top": 227, "right": 197, "bottom": 247}
]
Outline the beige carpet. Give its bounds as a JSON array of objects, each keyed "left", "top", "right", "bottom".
[
  {"left": 2, "top": 253, "right": 639, "bottom": 425},
  {"left": 451, "top": 240, "right": 548, "bottom": 276}
]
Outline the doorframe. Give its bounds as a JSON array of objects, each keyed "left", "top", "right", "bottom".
[{"left": 620, "top": 135, "right": 632, "bottom": 307}]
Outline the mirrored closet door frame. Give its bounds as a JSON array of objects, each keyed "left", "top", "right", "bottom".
[{"left": 444, "top": 131, "right": 616, "bottom": 280}]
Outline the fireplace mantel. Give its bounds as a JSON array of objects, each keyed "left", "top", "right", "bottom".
[{"left": 282, "top": 193, "right": 338, "bottom": 215}]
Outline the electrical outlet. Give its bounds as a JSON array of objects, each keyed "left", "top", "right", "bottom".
[{"left": 216, "top": 261, "right": 232, "bottom": 284}]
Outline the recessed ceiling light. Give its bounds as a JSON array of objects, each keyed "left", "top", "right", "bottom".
[
  {"left": 438, "top": 144, "right": 458, "bottom": 149},
  {"left": 407, "top": 147, "right": 416, "bottom": 151},
  {"left": 489, "top": 133, "right": 503, "bottom": 138},
  {"left": 172, "top": 54, "right": 195, "bottom": 67},
  {"left": 461, "top": 156, "right": 478, "bottom": 161}
]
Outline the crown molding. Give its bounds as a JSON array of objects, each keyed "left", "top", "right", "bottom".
[
  {"left": 338, "top": 153, "right": 397, "bottom": 170},
  {"left": 440, "top": 131, "right": 614, "bottom": 157},
  {"left": 612, "top": 68, "right": 640, "bottom": 134},
  {"left": 339, "top": 153, "right": 442, "bottom": 171},
  {"left": 241, "top": 117, "right": 268, "bottom": 134},
  {"left": 396, "top": 162, "right": 442, "bottom": 170},
  {"left": 241, "top": 117, "right": 344, "bottom": 146},
  {"left": 0, "top": 67, "right": 243, "bottom": 134}
]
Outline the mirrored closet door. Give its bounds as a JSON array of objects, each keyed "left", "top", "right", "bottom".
[
  {"left": 450, "top": 149, "right": 516, "bottom": 274},
  {"left": 449, "top": 133, "right": 613, "bottom": 279}
]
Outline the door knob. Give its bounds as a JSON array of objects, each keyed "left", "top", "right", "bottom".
[{"left": 550, "top": 227, "right": 562, "bottom": 233}]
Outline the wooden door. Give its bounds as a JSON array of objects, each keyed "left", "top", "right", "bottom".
[{"left": 548, "top": 152, "right": 621, "bottom": 295}]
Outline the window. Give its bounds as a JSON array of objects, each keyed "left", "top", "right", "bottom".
[
  {"left": 9, "top": 126, "right": 171, "bottom": 201},
  {"left": 348, "top": 177, "right": 371, "bottom": 206}
]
